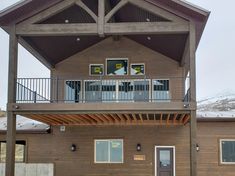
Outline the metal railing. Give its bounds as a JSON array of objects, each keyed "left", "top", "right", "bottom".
[{"left": 16, "top": 77, "right": 190, "bottom": 103}]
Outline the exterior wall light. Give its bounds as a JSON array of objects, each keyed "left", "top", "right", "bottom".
[
  {"left": 136, "top": 143, "right": 141, "bottom": 152},
  {"left": 71, "top": 144, "right": 77, "bottom": 152},
  {"left": 196, "top": 144, "right": 200, "bottom": 152}
]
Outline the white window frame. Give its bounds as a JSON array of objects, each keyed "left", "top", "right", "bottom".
[
  {"left": 106, "top": 58, "right": 129, "bottom": 76},
  {"left": 152, "top": 79, "right": 171, "bottom": 102},
  {"left": 64, "top": 80, "right": 82, "bottom": 103},
  {"left": 89, "top": 64, "right": 104, "bottom": 76},
  {"left": 130, "top": 63, "right": 145, "bottom": 75},
  {"left": 155, "top": 146, "right": 175, "bottom": 176},
  {"left": 94, "top": 139, "right": 124, "bottom": 164},
  {"left": 220, "top": 139, "right": 235, "bottom": 165}
]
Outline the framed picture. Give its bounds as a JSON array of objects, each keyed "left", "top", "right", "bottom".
[
  {"left": 106, "top": 58, "right": 128, "bottom": 76},
  {"left": 89, "top": 64, "right": 104, "bottom": 76},
  {"left": 131, "top": 63, "right": 145, "bottom": 75}
]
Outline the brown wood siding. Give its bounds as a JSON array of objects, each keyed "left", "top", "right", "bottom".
[
  {"left": 197, "top": 121, "right": 235, "bottom": 176},
  {"left": 52, "top": 37, "right": 184, "bottom": 101},
  {"left": 0, "top": 125, "right": 190, "bottom": 176}
]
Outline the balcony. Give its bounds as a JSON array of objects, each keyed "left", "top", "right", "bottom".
[
  {"left": 11, "top": 77, "right": 192, "bottom": 126},
  {"left": 16, "top": 77, "right": 190, "bottom": 103}
]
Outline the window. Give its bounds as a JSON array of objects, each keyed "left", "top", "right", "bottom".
[
  {"left": 65, "top": 80, "right": 81, "bottom": 103},
  {"left": 90, "top": 64, "right": 104, "bottom": 76},
  {"left": 131, "top": 63, "right": 145, "bottom": 75},
  {"left": 152, "top": 79, "right": 170, "bottom": 101},
  {"left": 0, "top": 141, "right": 26, "bottom": 163},
  {"left": 106, "top": 58, "right": 128, "bottom": 76},
  {"left": 95, "top": 139, "right": 123, "bottom": 163},
  {"left": 220, "top": 139, "right": 235, "bottom": 164}
]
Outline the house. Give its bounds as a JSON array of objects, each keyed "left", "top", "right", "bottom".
[
  {"left": 0, "top": 113, "right": 235, "bottom": 176},
  {"left": 1, "top": 0, "right": 230, "bottom": 176}
]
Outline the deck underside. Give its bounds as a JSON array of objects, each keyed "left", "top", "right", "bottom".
[{"left": 21, "top": 112, "right": 190, "bottom": 126}]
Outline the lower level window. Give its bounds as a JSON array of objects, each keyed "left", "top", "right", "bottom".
[
  {"left": 220, "top": 139, "right": 235, "bottom": 164},
  {"left": 0, "top": 141, "right": 26, "bottom": 163},
  {"left": 95, "top": 139, "right": 123, "bottom": 163}
]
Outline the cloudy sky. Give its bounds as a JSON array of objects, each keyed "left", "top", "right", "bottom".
[{"left": 0, "top": 0, "right": 235, "bottom": 110}]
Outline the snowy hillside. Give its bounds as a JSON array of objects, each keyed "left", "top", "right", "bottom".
[{"left": 197, "top": 92, "right": 235, "bottom": 117}]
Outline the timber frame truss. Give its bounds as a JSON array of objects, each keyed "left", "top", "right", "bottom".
[{"left": 16, "top": 0, "right": 189, "bottom": 37}]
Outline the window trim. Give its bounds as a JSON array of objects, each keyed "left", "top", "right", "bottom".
[
  {"left": 152, "top": 79, "right": 171, "bottom": 102},
  {"left": 94, "top": 139, "right": 124, "bottom": 164},
  {"left": 89, "top": 64, "right": 104, "bottom": 76},
  {"left": 130, "top": 63, "right": 145, "bottom": 75},
  {"left": 64, "top": 80, "right": 82, "bottom": 103},
  {"left": 220, "top": 139, "right": 235, "bottom": 165},
  {"left": 106, "top": 58, "right": 129, "bottom": 76},
  {"left": 0, "top": 140, "right": 26, "bottom": 163}
]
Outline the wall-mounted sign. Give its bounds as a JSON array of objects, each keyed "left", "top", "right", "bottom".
[
  {"left": 90, "top": 64, "right": 104, "bottom": 76},
  {"left": 131, "top": 64, "right": 145, "bottom": 75},
  {"left": 106, "top": 58, "right": 128, "bottom": 75},
  {"left": 134, "top": 155, "right": 146, "bottom": 161}
]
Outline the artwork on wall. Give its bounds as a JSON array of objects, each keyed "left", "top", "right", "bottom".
[
  {"left": 131, "top": 63, "right": 145, "bottom": 75},
  {"left": 106, "top": 58, "right": 128, "bottom": 75},
  {"left": 90, "top": 64, "right": 104, "bottom": 76}
]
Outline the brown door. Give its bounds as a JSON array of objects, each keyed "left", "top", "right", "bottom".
[{"left": 156, "top": 147, "right": 174, "bottom": 176}]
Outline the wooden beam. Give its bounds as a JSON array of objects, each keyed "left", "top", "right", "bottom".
[
  {"left": 6, "top": 26, "right": 18, "bottom": 176},
  {"left": 105, "top": 0, "right": 128, "bottom": 23},
  {"left": 128, "top": 0, "right": 187, "bottom": 23},
  {"left": 189, "top": 21, "right": 197, "bottom": 176},
  {"left": 173, "top": 113, "right": 178, "bottom": 125},
  {"left": 189, "top": 22, "right": 197, "bottom": 103},
  {"left": 75, "top": 114, "right": 87, "bottom": 124},
  {"left": 104, "top": 22, "right": 189, "bottom": 35},
  {"left": 160, "top": 114, "right": 163, "bottom": 125},
  {"left": 102, "top": 114, "right": 115, "bottom": 123},
  {"left": 183, "top": 114, "right": 190, "bottom": 125},
  {"left": 124, "top": 114, "right": 131, "bottom": 123},
  {"left": 132, "top": 114, "right": 138, "bottom": 122},
  {"left": 98, "top": 0, "right": 105, "bottom": 37},
  {"left": 10, "top": 102, "right": 193, "bottom": 113},
  {"left": 179, "top": 114, "right": 186, "bottom": 123},
  {"left": 139, "top": 114, "right": 144, "bottom": 122},
  {"left": 16, "top": 22, "right": 188, "bottom": 36},
  {"left": 166, "top": 114, "right": 170, "bottom": 125},
  {"left": 18, "top": 0, "right": 75, "bottom": 25},
  {"left": 75, "top": 0, "right": 98, "bottom": 23},
  {"left": 16, "top": 24, "right": 98, "bottom": 36},
  {"left": 79, "top": 114, "right": 94, "bottom": 124},
  {"left": 180, "top": 35, "right": 189, "bottom": 67}
]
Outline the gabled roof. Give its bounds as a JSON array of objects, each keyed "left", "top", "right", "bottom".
[
  {"left": 0, "top": 0, "right": 210, "bottom": 67},
  {"left": 0, "top": 0, "right": 209, "bottom": 25}
]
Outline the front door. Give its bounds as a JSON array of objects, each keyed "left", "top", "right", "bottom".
[{"left": 156, "top": 147, "right": 174, "bottom": 176}]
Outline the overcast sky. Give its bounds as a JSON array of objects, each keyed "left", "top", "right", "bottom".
[{"left": 0, "top": 0, "right": 235, "bottom": 110}]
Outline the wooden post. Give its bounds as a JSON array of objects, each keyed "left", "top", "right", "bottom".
[
  {"left": 189, "top": 22, "right": 197, "bottom": 176},
  {"left": 6, "top": 25, "right": 18, "bottom": 176},
  {"left": 98, "top": 0, "right": 105, "bottom": 37}
]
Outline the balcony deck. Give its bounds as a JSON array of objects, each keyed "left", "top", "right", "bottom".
[{"left": 12, "top": 77, "right": 193, "bottom": 126}]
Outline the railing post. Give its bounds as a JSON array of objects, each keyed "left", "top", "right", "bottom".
[
  {"left": 99, "top": 75, "right": 102, "bottom": 101},
  {"left": 56, "top": 77, "right": 59, "bottom": 103},
  {"left": 33, "top": 91, "right": 37, "bottom": 103},
  {"left": 144, "top": 75, "right": 147, "bottom": 101}
]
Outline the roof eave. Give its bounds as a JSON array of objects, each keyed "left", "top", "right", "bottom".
[{"left": 0, "top": 0, "right": 31, "bottom": 17}]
